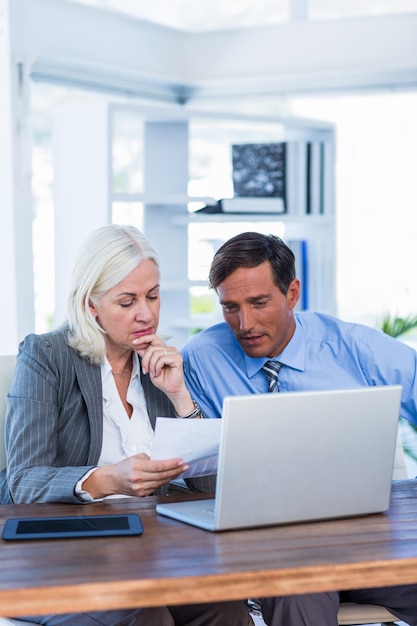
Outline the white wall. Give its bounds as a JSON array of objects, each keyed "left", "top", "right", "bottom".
[
  {"left": 0, "top": 0, "right": 34, "bottom": 354},
  {"left": 185, "top": 14, "right": 417, "bottom": 98},
  {"left": 291, "top": 90, "right": 417, "bottom": 328},
  {"left": 10, "top": 0, "right": 417, "bottom": 100}
]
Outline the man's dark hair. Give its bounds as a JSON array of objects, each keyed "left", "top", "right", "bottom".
[{"left": 209, "top": 232, "right": 296, "bottom": 296}]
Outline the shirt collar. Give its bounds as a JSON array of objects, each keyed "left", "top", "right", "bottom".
[
  {"left": 131, "top": 352, "right": 140, "bottom": 378},
  {"left": 102, "top": 352, "right": 140, "bottom": 380},
  {"left": 245, "top": 316, "right": 305, "bottom": 378}
]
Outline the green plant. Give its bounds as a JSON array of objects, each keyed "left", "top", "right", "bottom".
[
  {"left": 379, "top": 313, "right": 417, "bottom": 339},
  {"left": 191, "top": 293, "right": 215, "bottom": 315},
  {"left": 189, "top": 292, "right": 216, "bottom": 335},
  {"left": 378, "top": 313, "right": 417, "bottom": 466}
]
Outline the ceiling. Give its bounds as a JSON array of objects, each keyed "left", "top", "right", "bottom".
[{"left": 62, "top": 0, "right": 417, "bottom": 32}]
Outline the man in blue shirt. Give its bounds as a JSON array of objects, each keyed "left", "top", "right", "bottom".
[{"left": 182, "top": 231, "right": 417, "bottom": 626}]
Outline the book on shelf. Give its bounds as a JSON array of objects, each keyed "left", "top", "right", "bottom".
[
  {"left": 284, "top": 141, "right": 308, "bottom": 216},
  {"left": 195, "top": 197, "right": 285, "bottom": 214},
  {"left": 321, "top": 141, "right": 333, "bottom": 216},
  {"left": 307, "top": 141, "right": 324, "bottom": 215},
  {"left": 220, "top": 196, "right": 285, "bottom": 214},
  {"left": 287, "top": 239, "right": 308, "bottom": 310}
]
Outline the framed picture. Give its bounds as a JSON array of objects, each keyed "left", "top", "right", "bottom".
[{"left": 232, "top": 142, "right": 286, "bottom": 200}]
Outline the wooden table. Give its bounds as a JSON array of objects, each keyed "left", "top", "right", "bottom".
[{"left": 1, "top": 481, "right": 417, "bottom": 617}]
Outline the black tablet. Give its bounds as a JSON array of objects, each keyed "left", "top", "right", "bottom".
[{"left": 2, "top": 513, "right": 144, "bottom": 540}]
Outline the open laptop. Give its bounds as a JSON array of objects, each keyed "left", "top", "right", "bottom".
[{"left": 156, "top": 385, "right": 402, "bottom": 531}]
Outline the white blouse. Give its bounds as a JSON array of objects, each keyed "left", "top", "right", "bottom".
[
  {"left": 99, "top": 353, "right": 154, "bottom": 464},
  {"left": 76, "top": 352, "right": 155, "bottom": 501}
]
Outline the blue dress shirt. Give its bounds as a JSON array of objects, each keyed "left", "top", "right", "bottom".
[{"left": 182, "top": 312, "right": 417, "bottom": 425}]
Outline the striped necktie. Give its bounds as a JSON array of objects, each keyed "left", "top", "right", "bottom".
[{"left": 262, "top": 360, "right": 283, "bottom": 393}]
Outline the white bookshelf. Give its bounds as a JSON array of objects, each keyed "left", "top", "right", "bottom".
[{"left": 53, "top": 103, "right": 336, "bottom": 347}]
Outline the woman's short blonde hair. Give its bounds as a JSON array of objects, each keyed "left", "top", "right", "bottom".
[{"left": 67, "top": 224, "right": 159, "bottom": 364}]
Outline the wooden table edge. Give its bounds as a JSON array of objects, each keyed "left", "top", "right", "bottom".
[{"left": 2, "top": 557, "right": 417, "bottom": 617}]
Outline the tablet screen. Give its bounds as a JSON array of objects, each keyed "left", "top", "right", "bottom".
[{"left": 2, "top": 514, "right": 144, "bottom": 540}]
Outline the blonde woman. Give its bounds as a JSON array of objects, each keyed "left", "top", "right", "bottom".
[{"left": 3, "top": 224, "right": 249, "bottom": 626}]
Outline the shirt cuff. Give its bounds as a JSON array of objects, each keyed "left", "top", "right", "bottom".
[{"left": 75, "top": 467, "right": 104, "bottom": 502}]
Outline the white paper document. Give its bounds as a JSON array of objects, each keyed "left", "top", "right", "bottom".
[{"left": 151, "top": 417, "right": 221, "bottom": 478}]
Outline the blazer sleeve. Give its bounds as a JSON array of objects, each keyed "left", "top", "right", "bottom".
[{"left": 6, "top": 330, "right": 102, "bottom": 504}]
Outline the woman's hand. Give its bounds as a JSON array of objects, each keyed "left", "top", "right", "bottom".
[
  {"left": 132, "top": 333, "right": 196, "bottom": 416},
  {"left": 133, "top": 333, "right": 183, "bottom": 387},
  {"left": 82, "top": 454, "right": 189, "bottom": 499}
]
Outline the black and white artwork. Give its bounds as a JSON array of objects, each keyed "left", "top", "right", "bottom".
[{"left": 232, "top": 143, "right": 286, "bottom": 198}]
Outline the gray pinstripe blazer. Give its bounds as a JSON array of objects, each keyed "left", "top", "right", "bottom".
[{"left": 1, "top": 326, "right": 213, "bottom": 504}]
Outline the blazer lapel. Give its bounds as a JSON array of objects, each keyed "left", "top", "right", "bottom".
[{"left": 71, "top": 349, "right": 103, "bottom": 463}]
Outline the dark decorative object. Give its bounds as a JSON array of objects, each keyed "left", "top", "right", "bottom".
[{"left": 232, "top": 143, "right": 286, "bottom": 199}]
